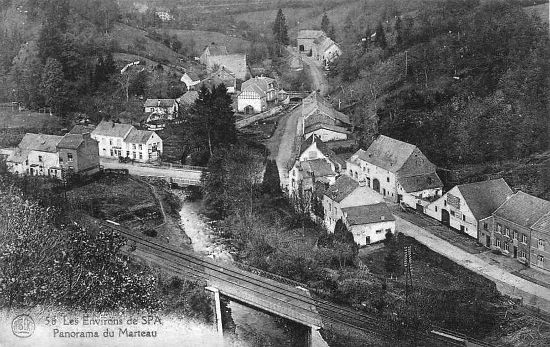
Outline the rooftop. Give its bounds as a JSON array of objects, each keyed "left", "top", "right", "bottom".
[
  {"left": 179, "top": 90, "right": 199, "bottom": 105},
  {"left": 342, "top": 203, "right": 395, "bottom": 226},
  {"left": 125, "top": 128, "right": 154, "bottom": 144},
  {"left": 324, "top": 175, "right": 359, "bottom": 203},
  {"left": 57, "top": 133, "right": 86, "bottom": 150},
  {"left": 144, "top": 99, "right": 177, "bottom": 108},
  {"left": 456, "top": 178, "right": 513, "bottom": 221},
  {"left": 92, "top": 121, "right": 133, "bottom": 138},
  {"left": 297, "top": 30, "right": 325, "bottom": 40},
  {"left": 205, "top": 43, "right": 228, "bottom": 56},
  {"left": 399, "top": 172, "right": 443, "bottom": 193},
  {"left": 494, "top": 191, "right": 550, "bottom": 228},
  {"left": 304, "top": 123, "right": 350, "bottom": 135},
  {"left": 298, "top": 159, "right": 336, "bottom": 178},
  {"left": 18, "top": 133, "right": 62, "bottom": 153}
]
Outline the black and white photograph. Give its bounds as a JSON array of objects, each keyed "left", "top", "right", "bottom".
[{"left": 0, "top": 0, "right": 549, "bottom": 346}]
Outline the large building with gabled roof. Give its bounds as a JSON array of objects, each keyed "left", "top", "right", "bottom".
[
  {"left": 424, "top": 178, "right": 513, "bottom": 240},
  {"left": 346, "top": 135, "right": 443, "bottom": 208}
]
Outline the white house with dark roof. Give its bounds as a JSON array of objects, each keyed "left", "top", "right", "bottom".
[
  {"left": 312, "top": 35, "right": 342, "bottom": 67},
  {"left": 346, "top": 135, "right": 443, "bottom": 208},
  {"left": 144, "top": 99, "right": 179, "bottom": 118},
  {"left": 91, "top": 121, "right": 162, "bottom": 162},
  {"left": 341, "top": 203, "right": 396, "bottom": 245},
  {"left": 322, "top": 175, "right": 384, "bottom": 233},
  {"left": 424, "top": 179, "right": 513, "bottom": 240},
  {"left": 237, "top": 77, "right": 277, "bottom": 113},
  {"left": 6, "top": 131, "right": 99, "bottom": 178},
  {"left": 180, "top": 72, "right": 201, "bottom": 90},
  {"left": 304, "top": 123, "right": 350, "bottom": 142},
  {"left": 298, "top": 135, "right": 345, "bottom": 174}
]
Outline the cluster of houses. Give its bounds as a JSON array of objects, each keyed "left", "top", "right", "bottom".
[
  {"left": 296, "top": 30, "right": 342, "bottom": 68},
  {"left": 2, "top": 121, "right": 164, "bottom": 178},
  {"left": 287, "top": 93, "right": 550, "bottom": 272}
]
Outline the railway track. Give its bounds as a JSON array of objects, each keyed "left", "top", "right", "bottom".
[{"left": 97, "top": 219, "right": 494, "bottom": 346}]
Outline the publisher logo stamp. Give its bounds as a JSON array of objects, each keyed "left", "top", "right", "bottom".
[{"left": 12, "top": 314, "right": 35, "bottom": 338}]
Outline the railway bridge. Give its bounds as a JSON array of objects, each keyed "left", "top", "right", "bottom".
[
  {"left": 100, "top": 158, "right": 205, "bottom": 186},
  {"left": 90, "top": 218, "right": 493, "bottom": 347}
]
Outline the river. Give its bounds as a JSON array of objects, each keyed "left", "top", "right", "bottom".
[{"left": 177, "top": 193, "right": 308, "bottom": 346}]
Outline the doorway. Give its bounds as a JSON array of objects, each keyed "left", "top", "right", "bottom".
[
  {"left": 513, "top": 246, "right": 518, "bottom": 258},
  {"left": 441, "top": 209, "right": 450, "bottom": 226},
  {"left": 486, "top": 235, "right": 491, "bottom": 248},
  {"left": 373, "top": 179, "right": 380, "bottom": 193}
]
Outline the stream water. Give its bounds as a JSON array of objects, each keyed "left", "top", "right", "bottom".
[{"left": 177, "top": 195, "right": 307, "bottom": 346}]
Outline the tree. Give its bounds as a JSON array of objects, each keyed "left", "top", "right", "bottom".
[
  {"left": 374, "top": 22, "right": 387, "bottom": 49},
  {"left": 384, "top": 233, "right": 401, "bottom": 278},
  {"left": 9, "top": 40, "right": 43, "bottom": 109},
  {"left": 321, "top": 13, "right": 330, "bottom": 33},
  {"left": 262, "top": 160, "right": 281, "bottom": 196},
  {"left": 272, "top": 9, "right": 289, "bottom": 53},
  {"left": 41, "top": 58, "right": 67, "bottom": 115},
  {"left": 334, "top": 219, "right": 354, "bottom": 244}
]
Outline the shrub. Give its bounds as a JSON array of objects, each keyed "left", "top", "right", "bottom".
[{"left": 143, "top": 228, "right": 158, "bottom": 237}]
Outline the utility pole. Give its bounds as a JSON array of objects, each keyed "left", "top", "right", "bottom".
[
  {"left": 405, "top": 50, "right": 408, "bottom": 75},
  {"left": 403, "top": 245, "right": 413, "bottom": 302}
]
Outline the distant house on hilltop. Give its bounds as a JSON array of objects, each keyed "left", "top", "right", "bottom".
[{"left": 199, "top": 43, "right": 248, "bottom": 80}]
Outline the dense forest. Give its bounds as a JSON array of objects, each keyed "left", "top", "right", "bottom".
[{"left": 330, "top": 0, "right": 549, "bottom": 166}]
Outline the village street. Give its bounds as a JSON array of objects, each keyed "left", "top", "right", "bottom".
[
  {"left": 265, "top": 47, "right": 330, "bottom": 188},
  {"left": 395, "top": 215, "right": 550, "bottom": 313}
]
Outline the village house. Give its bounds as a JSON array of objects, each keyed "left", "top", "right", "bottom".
[
  {"left": 91, "top": 121, "right": 162, "bottom": 163},
  {"left": 237, "top": 76, "right": 277, "bottom": 113},
  {"left": 312, "top": 35, "right": 342, "bottom": 67},
  {"left": 298, "top": 135, "right": 345, "bottom": 174},
  {"left": 301, "top": 92, "right": 351, "bottom": 141},
  {"left": 297, "top": 30, "right": 325, "bottom": 55},
  {"left": 424, "top": 179, "right": 513, "bottom": 240},
  {"left": 341, "top": 203, "right": 396, "bottom": 246},
  {"left": 489, "top": 191, "right": 550, "bottom": 270},
  {"left": 6, "top": 131, "right": 100, "bottom": 178},
  {"left": 199, "top": 43, "right": 248, "bottom": 81},
  {"left": 205, "top": 67, "right": 237, "bottom": 93},
  {"left": 323, "top": 175, "right": 392, "bottom": 244},
  {"left": 180, "top": 72, "right": 201, "bottom": 90},
  {"left": 346, "top": 135, "right": 443, "bottom": 209},
  {"left": 288, "top": 159, "right": 337, "bottom": 198},
  {"left": 143, "top": 99, "right": 179, "bottom": 118},
  {"left": 199, "top": 43, "right": 229, "bottom": 66},
  {"left": 177, "top": 90, "right": 199, "bottom": 108}
]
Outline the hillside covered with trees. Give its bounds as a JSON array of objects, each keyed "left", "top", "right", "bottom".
[{"left": 330, "top": 0, "right": 549, "bottom": 167}]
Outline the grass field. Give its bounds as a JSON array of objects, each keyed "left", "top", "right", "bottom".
[
  {"left": 111, "top": 23, "right": 183, "bottom": 65},
  {"left": 524, "top": 2, "right": 549, "bottom": 23},
  {"left": 0, "top": 110, "right": 62, "bottom": 129},
  {"left": 166, "top": 29, "right": 250, "bottom": 55}
]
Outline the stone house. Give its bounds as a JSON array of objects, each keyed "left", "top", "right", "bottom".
[
  {"left": 322, "top": 175, "right": 384, "bottom": 233},
  {"left": 297, "top": 30, "right": 325, "bottom": 55},
  {"left": 312, "top": 36, "right": 342, "bottom": 67},
  {"left": 341, "top": 203, "right": 396, "bottom": 246},
  {"left": 489, "top": 191, "right": 550, "bottom": 270},
  {"left": 6, "top": 131, "right": 99, "bottom": 178},
  {"left": 346, "top": 135, "right": 443, "bottom": 208},
  {"left": 424, "top": 179, "right": 513, "bottom": 240}
]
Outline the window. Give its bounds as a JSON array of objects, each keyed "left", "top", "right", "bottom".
[
  {"left": 495, "top": 239, "right": 501, "bottom": 248},
  {"left": 376, "top": 229, "right": 383, "bottom": 234},
  {"left": 109, "top": 139, "right": 112, "bottom": 145},
  {"left": 110, "top": 149, "right": 113, "bottom": 156},
  {"left": 520, "top": 250, "right": 527, "bottom": 259},
  {"left": 435, "top": 206, "right": 438, "bottom": 212},
  {"left": 60, "top": 158, "right": 63, "bottom": 163},
  {"left": 139, "top": 144, "right": 143, "bottom": 150},
  {"left": 127, "top": 151, "right": 130, "bottom": 157},
  {"left": 385, "top": 228, "right": 392, "bottom": 234},
  {"left": 539, "top": 239, "right": 545, "bottom": 250},
  {"left": 503, "top": 242, "right": 509, "bottom": 251},
  {"left": 496, "top": 223, "right": 502, "bottom": 233},
  {"left": 38, "top": 155, "right": 43, "bottom": 162},
  {"left": 444, "top": 200, "right": 447, "bottom": 207},
  {"left": 504, "top": 228, "right": 510, "bottom": 238},
  {"left": 67, "top": 153, "right": 73, "bottom": 162},
  {"left": 521, "top": 234, "right": 527, "bottom": 244},
  {"left": 538, "top": 255, "right": 544, "bottom": 266},
  {"left": 513, "top": 230, "right": 518, "bottom": 239},
  {"left": 133, "top": 152, "right": 136, "bottom": 159},
  {"left": 132, "top": 144, "right": 136, "bottom": 150},
  {"left": 451, "top": 210, "right": 455, "bottom": 217},
  {"left": 386, "top": 177, "right": 390, "bottom": 182},
  {"left": 462, "top": 215, "right": 466, "bottom": 222},
  {"left": 483, "top": 223, "right": 488, "bottom": 231},
  {"left": 139, "top": 152, "right": 143, "bottom": 160}
]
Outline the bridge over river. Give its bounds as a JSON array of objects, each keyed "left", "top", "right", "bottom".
[
  {"left": 100, "top": 158, "right": 205, "bottom": 186},
  {"left": 88, "top": 218, "right": 492, "bottom": 347}
]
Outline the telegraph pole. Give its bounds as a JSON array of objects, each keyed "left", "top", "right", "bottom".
[{"left": 403, "top": 245, "right": 413, "bottom": 302}]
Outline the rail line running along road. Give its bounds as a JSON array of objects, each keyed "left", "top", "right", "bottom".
[{"left": 97, "top": 219, "right": 494, "bottom": 347}]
